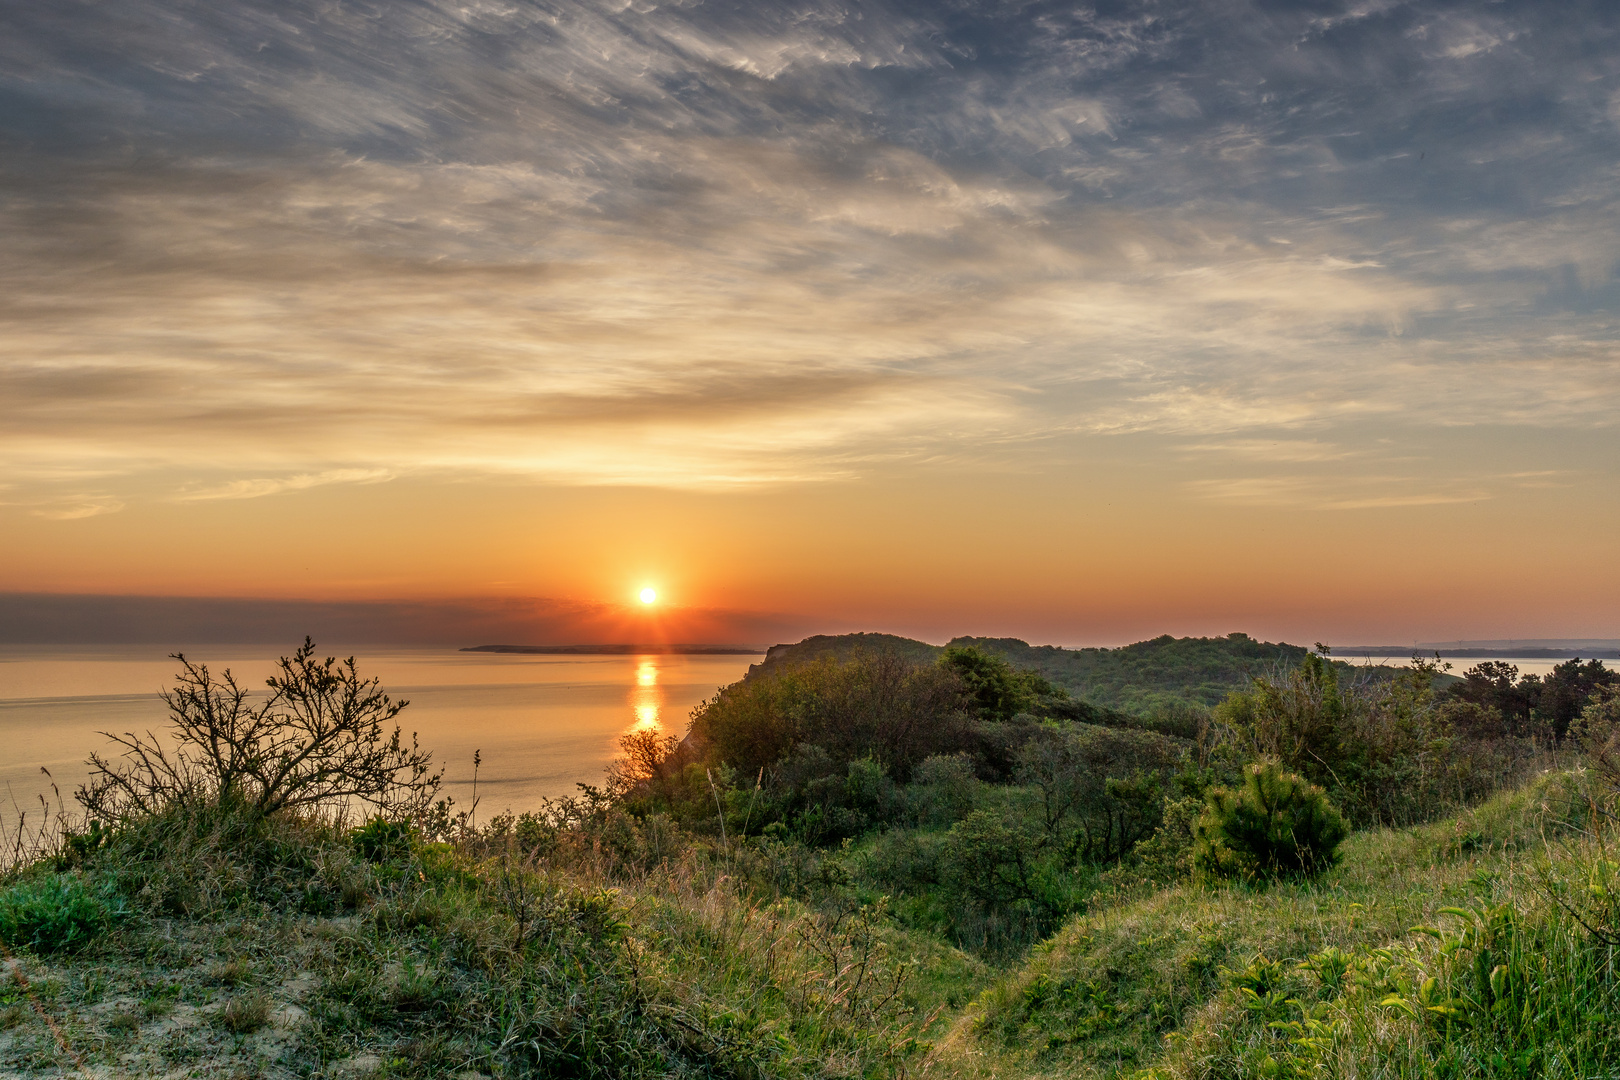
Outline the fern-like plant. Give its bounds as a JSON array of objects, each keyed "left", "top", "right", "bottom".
[{"left": 1192, "top": 761, "right": 1347, "bottom": 882}]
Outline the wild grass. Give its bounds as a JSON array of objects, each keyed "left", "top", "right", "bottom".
[
  {"left": 0, "top": 632, "right": 1608, "bottom": 1080},
  {"left": 0, "top": 794, "right": 985, "bottom": 1078},
  {"left": 927, "top": 768, "right": 1614, "bottom": 1080},
  {"left": 2, "top": 770, "right": 1615, "bottom": 1078}
]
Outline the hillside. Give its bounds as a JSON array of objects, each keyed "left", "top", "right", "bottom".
[
  {"left": 753, "top": 631, "right": 1412, "bottom": 715},
  {"left": 3, "top": 637, "right": 1607, "bottom": 1079},
  {"left": 3, "top": 764, "right": 1612, "bottom": 1078}
]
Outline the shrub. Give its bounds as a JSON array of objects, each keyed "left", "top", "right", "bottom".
[
  {"left": 79, "top": 638, "right": 440, "bottom": 822},
  {"left": 1192, "top": 762, "right": 1347, "bottom": 882},
  {"left": 0, "top": 873, "right": 125, "bottom": 953},
  {"left": 1013, "top": 723, "right": 1184, "bottom": 865},
  {"left": 687, "top": 650, "right": 974, "bottom": 781},
  {"left": 351, "top": 816, "right": 413, "bottom": 862},
  {"left": 906, "top": 753, "right": 979, "bottom": 826},
  {"left": 1574, "top": 685, "right": 1620, "bottom": 789}
]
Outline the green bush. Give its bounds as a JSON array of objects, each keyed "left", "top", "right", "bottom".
[
  {"left": 1192, "top": 761, "right": 1348, "bottom": 882},
  {"left": 350, "top": 816, "right": 412, "bottom": 862},
  {"left": 0, "top": 873, "right": 125, "bottom": 953}
]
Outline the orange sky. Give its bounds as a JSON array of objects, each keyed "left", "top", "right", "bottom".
[
  {"left": 5, "top": 456, "right": 1616, "bottom": 646},
  {"left": 4, "top": 1, "right": 1619, "bottom": 647}
]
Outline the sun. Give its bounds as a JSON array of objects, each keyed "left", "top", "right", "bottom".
[{"left": 639, "top": 587, "right": 657, "bottom": 604}]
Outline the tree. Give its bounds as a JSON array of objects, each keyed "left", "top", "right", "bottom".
[
  {"left": 939, "top": 645, "right": 1049, "bottom": 722},
  {"left": 1534, "top": 658, "right": 1618, "bottom": 741},
  {"left": 79, "top": 639, "right": 440, "bottom": 821},
  {"left": 1192, "top": 761, "right": 1348, "bottom": 882},
  {"left": 1445, "top": 661, "right": 1538, "bottom": 736}
]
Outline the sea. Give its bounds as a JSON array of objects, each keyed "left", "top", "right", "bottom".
[
  {"left": 0, "top": 645, "right": 757, "bottom": 822},
  {"left": 1337, "top": 654, "right": 1614, "bottom": 679}
]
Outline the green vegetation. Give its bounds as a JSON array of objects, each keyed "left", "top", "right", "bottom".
[
  {"left": 2, "top": 636, "right": 1616, "bottom": 1078},
  {"left": 0, "top": 873, "right": 125, "bottom": 953},
  {"left": 1191, "top": 762, "right": 1348, "bottom": 882},
  {"left": 950, "top": 633, "right": 1389, "bottom": 715},
  {"left": 758, "top": 631, "right": 1429, "bottom": 732}
]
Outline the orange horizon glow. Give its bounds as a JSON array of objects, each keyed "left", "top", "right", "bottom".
[
  {"left": 2, "top": 464, "right": 1617, "bottom": 647},
  {"left": 3, "top": 4, "right": 1619, "bottom": 649}
]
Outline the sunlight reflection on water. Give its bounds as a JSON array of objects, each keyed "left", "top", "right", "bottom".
[{"left": 0, "top": 646, "right": 754, "bottom": 818}]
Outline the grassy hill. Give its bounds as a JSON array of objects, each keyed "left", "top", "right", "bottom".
[
  {"left": 2, "top": 769, "right": 1612, "bottom": 1078},
  {"left": 755, "top": 631, "right": 1415, "bottom": 716},
  {"left": 0, "top": 637, "right": 1603, "bottom": 1079}
]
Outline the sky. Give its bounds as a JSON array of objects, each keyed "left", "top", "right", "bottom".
[{"left": 3, "top": 0, "right": 1619, "bottom": 647}]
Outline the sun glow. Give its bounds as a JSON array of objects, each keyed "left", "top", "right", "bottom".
[
  {"left": 639, "top": 587, "right": 657, "bottom": 604},
  {"left": 631, "top": 658, "right": 662, "bottom": 729}
]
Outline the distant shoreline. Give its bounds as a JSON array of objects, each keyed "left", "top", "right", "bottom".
[
  {"left": 1337, "top": 646, "right": 1620, "bottom": 660},
  {"left": 461, "top": 643, "right": 766, "bottom": 655}
]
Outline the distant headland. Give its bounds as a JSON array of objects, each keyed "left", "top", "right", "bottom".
[{"left": 461, "top": 643, "right": 765, "bottom": 655}]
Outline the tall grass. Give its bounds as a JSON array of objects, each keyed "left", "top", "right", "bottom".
[{"left": 931, "top": 768, "right": 1615, "bottom": 1080}]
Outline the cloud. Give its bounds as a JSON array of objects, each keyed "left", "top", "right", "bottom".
[
  {"left": 1184, "top": 440, "right": 1358, "bottom": 463},
  {"left": 178, "top": 469, "right": 394, "bottom": 501},
  {"left": 30, "top": 498, "right": 126, "bottom": 520},
  {"left": 3, "top": 0, "right": 1620, "bottom": 509},
  {"left": 1186, "top": 476, "right": 1491, "bottom": 511},
  {"left": 0, "top": 592, "right": 815, "bottom": 646}
]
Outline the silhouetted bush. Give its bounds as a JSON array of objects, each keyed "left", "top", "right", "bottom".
[
  {"left": 79, "top": 638, "right": 440, "bottom": 823},
  {"left": 1192, "top": 761, "right": 1348, "bottom": 882}
]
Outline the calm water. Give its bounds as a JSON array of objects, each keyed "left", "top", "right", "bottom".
[
  {"left": 1338, "top": 654, "right": 1614, "bottom": 679},
  {"left": 0, "top": 646, "right": 755, "bottom": 819}
]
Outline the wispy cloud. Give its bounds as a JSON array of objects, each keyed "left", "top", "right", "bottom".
[
  {"left": 30, "top": 499, "right": 126, "bottom": 521},
  {"left": 2, "top": 0, "right": 1618, "bottom": 509},
  {"left": 1187, "top": 476, "right": 1491, "bottom": 511},
  {"left": 178, "top": 469, "right": 394, "bottom": 502}
]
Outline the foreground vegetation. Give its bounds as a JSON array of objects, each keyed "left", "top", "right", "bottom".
[{"left": 2, "top": 634, "right": 1618, "bottom": 1078}]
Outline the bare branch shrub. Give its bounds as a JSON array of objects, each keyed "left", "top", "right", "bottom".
[
  {"left": 78, "top": 638, "right": 440, "bottom": 822},
  {"left": 605, "top": 728, "right": 683, "bottom": 802}
]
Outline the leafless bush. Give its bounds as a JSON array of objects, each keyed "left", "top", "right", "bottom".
[{"left": 78, "top": 638, "right": 441, "bottom": 822}]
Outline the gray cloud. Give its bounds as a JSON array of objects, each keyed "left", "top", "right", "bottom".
[{"left": 3, "top": 0, "right": 1619, "bottom": 505}]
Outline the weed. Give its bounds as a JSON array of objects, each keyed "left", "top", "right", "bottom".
[
  {"left": 0, "top": 873, "right": 125, "bottom": 953},
  {"left": 140, "top": 993, "right": 176, "bottom": 1020},
  {"left": 351, "top": 817, "right": 412, "bottom": 863},
  {"left": 219, "top": 992, "right": 271, "bottom": 1034},
  {"left": 207, "top": 959, "right": 252, "bottom": 987},
  {"left": 105, "top": 1006, "right": 141, "bottom": 1033}
]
